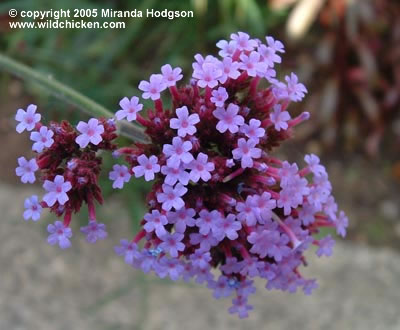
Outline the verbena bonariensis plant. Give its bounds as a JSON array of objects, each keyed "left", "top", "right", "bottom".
[{"left": 15, "top": 32, "right": 348, "bottom": 318}]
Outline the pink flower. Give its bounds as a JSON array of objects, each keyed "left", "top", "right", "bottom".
[
  {"left": 16, "top": 157, "right": 38, "bottom": 184},
  {"left": 162, "top": 137, "right": 194, "bottom": 169},
  {"left": 193, "top": 61, "right": 222, "bottom": 88},
  {"left": 133, "top": 155, "right": 160, "bottom": 181},
  {"left": 188, "top": 152, "right": 215, "bottom": 182},
  {"left": 269, "top": 104, "right": 291, "bottom": 131},
  {"left": 213, "top": 103, "right": 244, "bottom": 134},
  {"left": 232, "top": 138, "right": 261, "bottom": 168},
  {"left": 15, "top": 104, "right": 41, "bottom": 133},
  {"left": 157, "top": 183, "right": 188, "bottom": 211},
  {"left": 216, "top": 39, "right": 237, "bottom": 57},
  {"left": 43, "top": 175, "right": 72, "bottom": 207},
  {"left": 109, "top": 164, "right": 131, "bottom": 188},
  {"left": 75, "top": 118, "right": 104, "bottom": 148},
  {"left": 115, "top": 96, "right": 143, "bottom": 121},
  {"left": 196, "top": 209, "right": 222, "bottom": 235},
  {"left": 170, "top": 106, "right": 200, "bottom": 137},
  {"left": 139, "top": 74, "right": 167, "bottom": 100},
  {"left": 161, "top": 64, "right": 183, "bottom": 87},
  {"left": 239, "top": 51, "right": 267, "bottom": 77}
]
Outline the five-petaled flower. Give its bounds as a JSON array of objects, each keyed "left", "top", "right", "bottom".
[
  {"left": 16, "top": 157, "right": 38, "bottom": 184},
  {"left": 133, "top": 155, "right": 160, "bottom": 181},
  {"left": 15, "top": 104, "right": 41, "bottom": 133},
  {"left": 30, "top": 126, "right": 54, "bottom": 152},
  {"left": 47, "top": 220, "right": 72, "bottom": 249},
  {"left": 115, "top": 96, "right": 143, "bottom": 122},
  {"left": 109, "top": 164, "right": 131, "bottom": 189},
  {"left": 213, "top": 103, "right": 244, "bottom": 134},
  {"left": 75, "top": 118, "right": 104, "bottom": 148},
  {"left": 139, "top": 74, "right": 167, "bottom": 100},
  {"left": 80, "top": 220, "right": 108, "bottom": 243},
  {"left": 23, "top": 195, "right": 42, "bottom": 221},
  {"left": 43, "top": 175, "right": 72, "bottom": 207},
  {"left": 170, "top": 106, "right": 200, "bottom": 137}
]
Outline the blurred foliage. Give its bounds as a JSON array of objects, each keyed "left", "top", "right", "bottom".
[
  {"left": 275, "top": 0, "right": 400, "bottom": 156},
  {"left": 0, "top": 0, "right": 287, "bottom": 229}
]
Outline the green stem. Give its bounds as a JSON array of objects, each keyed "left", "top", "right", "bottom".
[{"left": 0, "top": 53, "right": 149, "bottom": 143}]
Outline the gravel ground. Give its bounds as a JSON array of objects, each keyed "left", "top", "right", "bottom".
[{"left": 1, "top": 183, "right": 400, "bottom": 330}]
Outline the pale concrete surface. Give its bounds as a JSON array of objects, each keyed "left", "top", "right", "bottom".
[{"left": 1, "top": 183, "right": 399, "bottom": 330}]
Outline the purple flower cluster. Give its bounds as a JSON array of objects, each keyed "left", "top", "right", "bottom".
[{"left": 15, "top": 32, "right": 348, "bottom": 319}]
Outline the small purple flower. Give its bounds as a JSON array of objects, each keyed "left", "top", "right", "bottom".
[
  {"left": 190, "top": 250, "right": 211, "bottom": 269},
  {"left": 218, "top": 57, "right": 241, "bottom": 83},
  {"left": 248, "top": 229, "right": 291, "bottom": 261},
  {"left": 208, "top": 275, "right": 234, "bottom": 299},
  {"left": 281, "top": 73, "right": 307, "bottom": 102},
  {"left": 167, "top": 207, "right": 196, "bottom": 233},
  {"left": 304, "top": 154, "right": 326, "bottom": 176},
  {"left": 109, "top": 164, "right": 131, "bottom": 189},
  {"left": 213, "top": 103, "right": 244, "bottom": 134},
  {"left": 269, "top": 104, "right": 291, "bottom": 131},
  {"left": 162, "top": 137, "right": 194, "bottom": 169},
  {"left": 251, "top": 192, "right": 277, "bottom": 223},
  {"left": 156, "top": 256, "right": 185, "bottom": 281},
  {"left": 334, "top": 211, "right": 349, "bottom": 238},
  {"left": 161, "top": 164, "right": 190, "bottom": 186},
  {"left": 230, "top": 32, "right": 257, "bottom": 51},
  {"left": 214, "top": 214, "right": 242, "bottom": 240},
  {"left": 159, "top": 232, "right": 185, "bottom": 257},
  {"left": 192, "top": 60, "right": 222, "bottom": 88},
  {"left": 240, "top": 119, "right": 265, "bottom": 143},
  {"left": 239, "top": 51, "right": 267, "bottom": 77},
  {"left": 133, "top": 154, "right": 160, "bottom": 181},
  {"left": 210, "top": 87, "right": 228, "bottom": 107},
  {"left": 75, "top": 118, "right": 104, "bottom": 148},
  {"left": 15, "top": 104, "right": 41, "bottom": 133},
  {"left": 115, "top": 96, "right": 143, "bottom": 121},
  {"left": 266, "top": 36, "right": 285, "bottom": 53},
  {"left": 190, "top": 231, "right": 218, "bottom": 252},
  {"left": 143, "top": 210, "right": 168, "bottom": 238},
  {"left": 42, "top": 175, "right": 72, "bottom": 207},
  {"left": 216, "top": 39, "right": 237, "bottom": 58},
  {"left": 161, "top": 64, "right": 183, "bottom": 87},
  {"left": 232, "top": 138, "right": 261, "bottom": 169},
  {"left": 23, "top": 195, "right": 42, "bottom": 221},
  {"left": 114, "top": 239, "right": 141, "bottom": 265},
  {"left": 80, "top": 220, "right": 108, "bottom": 243},
  {"left": 157, "top": 183, "right": 188, "bottom": 211},
  {"left": 47, "top": 220, "right": 72, "bottom": 249},
  {"left": 229, "top": 296, "right": 253, "bottom": 319},
  {"left": 196, "top": 209, "right": 222, "bottom": 235},
  {"left": 30, "top": 126, "right": 54, "bottom": 152},
  {"left": 170, "top": 106, "right": 200, "bottom": 137},
  {"left": 316, "top": 235, "right": 335, "bottom": 257},
  {"left": 235, "top": 197, "right": 258, "bottom": 226},
  {"left": 138, "top": 74, "right": 167, "bottom": 100},
  {"left": 303, "top": 279, "right": 318, "bottom": 295},
  {"left": 188, "top": 152, "right": 215, "bottom": 182},
  {"left": 16, "top": 157, "right": 38, "bottom": 184}
]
